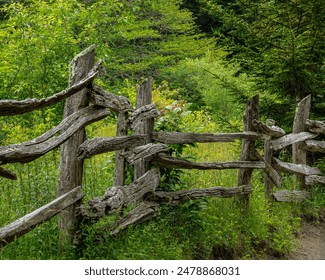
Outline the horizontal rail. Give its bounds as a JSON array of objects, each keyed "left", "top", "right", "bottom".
[{"left": 0, "top": 61, "right": 102, "bottom": 116}]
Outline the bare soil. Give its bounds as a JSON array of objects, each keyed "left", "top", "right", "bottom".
[{"left": 290, "top": 218, "right": 325, "bottom": 260}]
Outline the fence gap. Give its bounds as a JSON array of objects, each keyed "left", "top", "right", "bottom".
[{"left": 57, "top": 45, "right": 95, "bottom": 247}]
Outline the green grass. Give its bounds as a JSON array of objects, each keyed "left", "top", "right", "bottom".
[{"left": 1, "top": 119, "right": 323, "bottom": 260}]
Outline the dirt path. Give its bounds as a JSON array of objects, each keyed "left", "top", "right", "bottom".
[{"left": 290, "top": 220, "right": 325, "bottom": 260}]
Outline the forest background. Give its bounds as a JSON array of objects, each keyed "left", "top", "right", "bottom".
[{"left": 0, "top": 0, "right": 325, "bottom": 260}]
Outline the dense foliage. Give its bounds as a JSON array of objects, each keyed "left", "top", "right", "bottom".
[{"left": 0, "top": 0, "right": 324, "bottom": 260}]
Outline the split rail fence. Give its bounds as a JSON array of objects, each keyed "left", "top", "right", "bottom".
[{"left": 0, "top": 46, "right": 324, "bottom": 248}]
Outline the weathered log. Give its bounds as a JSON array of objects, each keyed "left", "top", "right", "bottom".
[
  {"left": 238, "top": 95, "right": 259, "bottom": 211},
  {"left": 0, "top": 166, "right": 17, "bottom": 180},
  {"left": 0, "top": 106, "right": 109, "bottom": 164},
  {"left": 78, "top": 135, "right": 146, "bottom": 160},
  {"left": 79, "top": 168, "right": 160, "bottom": 220},
  {"left": 0, "top": 60, "right": 102, "bottom": 116},
  {"left": 305, "top": 175, "right": 325, "bottom": 186},
  {"left": 272, "top": 189, "right": 310, "bottom": 202},
  {"left": 306, "top": 119, "right": 325, "bottom": 134},
  {"left": 151, "top": 131, "right": 262, "bottom": 144},
  {"left": 91, "top": 84, "right": 133, "bottom": 112},
  {"left": 150, "top": 185, "right": 252, "bottom": 205},
  {"left": 152, "top": 154, "right": 265, "bottom": 170},
  {"left": 252, "top": 119, "right": 286, "bottom": 138},
  {"left": 251, "top": 149, "right": 282, "bottom": 187},
  {"left": 58, "top": 45, "right": 96, "bottom": 246},
  {"left": 0, "top": 186, "right": 83, "bottom": 248},
  {"left": 110, "top": 202, "right": 160, "bottom": 236},
  {"left": 270, "top": 132, "right": 317, "bottom": 151},
  {"left": 128, "top": 103, "right": 160, "bottom": 130},
  {"left": 304, "top": 140, "right": 325, "bottom": 153},
  {"left": 134, "top": 78, "right": 154, "bottom": 180},
  {"left": 273, "top": 158, "right": 322, "bottom": 176},
  {"left": 293, "top": 95, "right": 311, "bottom": 188},
  {"left": 126, "top": 143, "right": 169, "bottom": 164}
]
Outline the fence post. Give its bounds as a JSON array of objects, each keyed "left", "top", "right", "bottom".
[
  {"left": 238, "top": 95, "right": 259, "bottom": 211},
  {"left": 114, "top": 112, "right": 128, "bottom": 186},
  {"left": 292, "top": 95, "right": 311, "bottom": 189},
  {"left": 134, "top": 77, "right": 154, "bottom": 180},
  {"left": 264, "top": 119, "right": 275, "bottom": 202},
  {"left": 57, "top": 46, "right": 95, "bottom": 247}
]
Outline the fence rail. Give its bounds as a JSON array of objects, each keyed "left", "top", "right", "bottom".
[{"left": 0, "top": 47, "right": 324, "bottom": 248}]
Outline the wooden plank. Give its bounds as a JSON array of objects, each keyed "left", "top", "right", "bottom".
[
  {"left": 238, "top": 95, "right": 259, "bottom": 211},
  {"left": 134, "top": 78, "right": 154, "bottom": 180},
  {"left": 292, "top": 95, "right": 311, "bottom": 188},
  {"left": 0, "top": 60, "right": 102, "bottom": 116},
  {"left": 151, "top": 185, "right": 253, "bottom": 204},
  {"left": 306, "top": 119, "right": 325, "bottom": 134},
  {"left": 252, "top": 119, "right": 286, "bottom": 138},
  {"left": 58, "top": 46, "right": 95, "bottom": 246},
  {"left": 0, "top": 186, "right": 83, "bottom": 248},
  {"left": 91, "top": 85, "right": 133, "bottom": 113},
  {"left": 0, "top": 166, "right": 17, "bottom": 180},
  {"left": 126, "top": 143, "right": 169, "bottom": 164},
  {"left": 79, "top": 169, "right": 160, "bottom": 220},
  {"left": 273, "top": 158, "right": 322, "bottom": 176},
  {"left": 305, "top": 175, "right": 325, "bottom": 186},
  {"left": 151, "top": 131, "right": 262, "bottom": 144},
  {"left": 270, "top": 132, "right": 317, "bottom": 151},
  {"left": 304, "top": 140, "right": 325, "bottom": 153},
  {"left": 0, "top": 106, "right": 109, "bottom": 164},
  {"left": 128, "top": 103, "right": 159, "bottom": 131},
  {"left": 152, "top": 154, "right": 265, "bottom": 170},
  {"left": 78, "top": 135, "right": 146, "bottom": 160},
  {"left": 272, "top": 189, "right": 310, "bottom": 202}
]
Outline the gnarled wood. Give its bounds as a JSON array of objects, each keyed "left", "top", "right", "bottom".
[
  {"left": 150, "top": 185, "right": 252, "bottom": 205},
  {"left": 126, "top": 143, "right": 169, "bottom": 164},
  {"left": 0, "top": 60, "right": 102, "bottom": 116},
  {"left": 128, "top": 103, "right": 159, "bottom": 130},
  {"left": 151, "top": 131, "right": 262, "bottom": 144},
  {"left": 0, "top": 186, "right": 83, "bottom": 248},
  {"left": 78, "top": 135, "right": 146, "bottom": 160},
  {"left": 273, "top": 158, "right": 321, "bottom": 176},
  {"left": 305, "top": 175, "right": 325, "bottom": 186},
  {"left": 252, "top": 119, "right": 286, "bottom": 138},
  {"left": 91, "top": 84, "right": 133, "bottom": 112},
  {"left": 272, "top": 189, "right": 310, "bottom": 202},
  {"left": 306, "top": 119, "right": 325, "bottom": 134},
  {"left": 304, "top": 140, "right": 325, "bottom": 153},
  {"left": 0, "top": 166, "right": 17, "bottom": 180},
  {"left": 152, "top": 154, "right": 265, "bottom": 170},
  {"left": 270, "top": 132, "right": 317, "bottom": 151},
  {"left": 79, "top": 169, "right": 160, "bottom": 220},
  {"left": 110, "top": 202, "right": 160, "bottom": 236},
  {"left": 0, "top": 106, "right": 109, "bottom": 164}
]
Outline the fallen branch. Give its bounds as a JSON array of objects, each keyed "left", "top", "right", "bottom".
[{"left": 0, "top": 166, "right": 17, "bottom": 180}]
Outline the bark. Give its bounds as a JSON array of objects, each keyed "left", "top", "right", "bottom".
[
  {"left": 272, "top": 189, "right": 310, "bottom": 202},
  {"left": 306, "top": 119, "right": 325, "bottom": 134},
  {"left": 270, "top": 132, "right": 317, "bottom": 151},
  {"left": 128, "top": 103, "right": 159, "bottom": 131},
  {"left": 152, "top": 154, "right": 265, "bottom": 170},
  {"left": 305, "top": 175, "right": 325, "bottom": 186},
  {"left": 126, "top": 143, "right": 169, "bottom": 165},
  {"left": 0, "top": 60, "right": 102, "bottom": 116},
  {"left": 151, "top": 131, "right": 261, "bottom": 144},
  {"left": 273, "top": 158, "right": 321, "bottom": 176},
  {"left": 78, "top": 135, "right": 146, "bottom": 160},
  {"left": 0, "top": 106, "right": 109, "bottom": 164},
  {"left": 304, "top": 140, "right": 325, "bottom": 153},
  {"left": 252, "top": 119, "right": 286, "bottom": 138},
  {"left": 91, "top": 85, "right": 133, "bottom": 112}
]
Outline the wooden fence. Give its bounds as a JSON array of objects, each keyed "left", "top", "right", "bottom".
[{"left": 0, "top": 46, "right": 324, "bottom": 248}]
